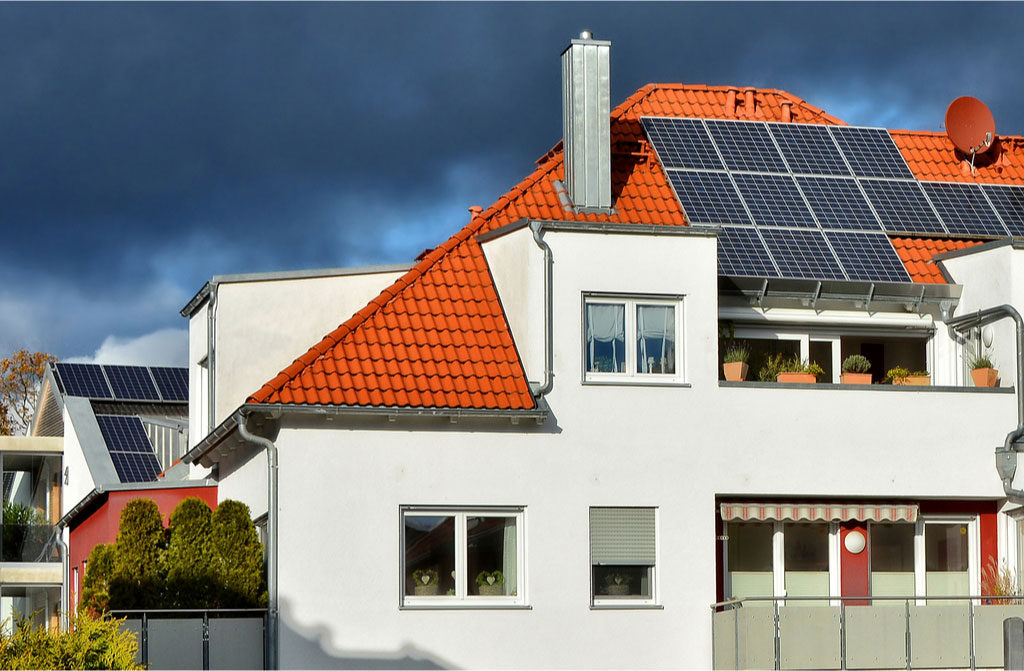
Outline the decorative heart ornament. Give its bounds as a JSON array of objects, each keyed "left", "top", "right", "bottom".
[
  {"left": 614, "top": 576, "right": 624, "bottom": 585},
  {"left": 420, "top": 575, "right": 431, "bottom": 585},
  {"left": 486, "top": 575, "right": 496, "bottom": 585}
]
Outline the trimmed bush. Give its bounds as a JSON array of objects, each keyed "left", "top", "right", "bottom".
[
  {"left": 109, "top": 499, "right": 166, "bottom": 610},
  {"left": 0, "top": 612, "right": 141, "bottom": 670},
  {"left": 211, "top": 500, "right": 266, "bottom": 607},
  {"left": 163, "top": 497, "right": 215, "bottom": 608},
  {"left": 81, "top": 544, "right": 115, "bottom": 617}
]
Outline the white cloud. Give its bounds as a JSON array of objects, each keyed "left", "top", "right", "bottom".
[{"left": 66, "top": 328, "right": 187, "bottom": 367}]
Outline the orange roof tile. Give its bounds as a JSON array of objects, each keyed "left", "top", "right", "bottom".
[
  {"left": 889, "top": 237, "right": 985, "bottom": 283},
  {"left": 894, "top": 131, "right": 1024, "bottom": 185},
  {"left": 248, "top": 84, "right": 1021, "bottom": 410}
]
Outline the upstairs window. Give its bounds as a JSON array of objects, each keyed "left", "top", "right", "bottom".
[{"left": 585, "top": 296, "right": 683, "bottom": 382}]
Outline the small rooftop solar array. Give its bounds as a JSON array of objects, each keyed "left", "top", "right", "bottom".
[
  {"left": 95, "top": 415, "right": 162, "bottom": 483},
  {"left": 642, "top": 117, "right": 1024, "bottom": 283},
  {"left": 54, "top": 363, "right": 188, "bottom": 402}
]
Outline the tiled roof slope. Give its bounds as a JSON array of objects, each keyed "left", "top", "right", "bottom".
[
  {"left": 890, "top": 237, "right": 985, "bottom": 283},
  {"left": 893, "top": 131, "right": 1024, "bottom": 184},
  {"left": 248, "top": 84, "right": 1020, "bottom": 409}
]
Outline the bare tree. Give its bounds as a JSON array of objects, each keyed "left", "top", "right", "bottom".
[{"left": 0, "top": 350, "right": 57, "bottom": 435}]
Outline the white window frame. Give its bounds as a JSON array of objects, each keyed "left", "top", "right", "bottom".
[
  {"left": 582, "top": 293, "right": 685, "bottom": 385},
  {"left": 915, "top": 515, "right": 979, "bottom": 604},
  {"left": 590, "top": 506, "right": 659, "bottom": 608},
  {"left": 400, "top": 506, "right": 526, "bottom": 608}
]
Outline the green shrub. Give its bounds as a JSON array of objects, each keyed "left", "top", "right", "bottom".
[
  {"left": 211, "top": 500, "right": 266, "bottom": 608},
  {"left": 841, "top": 354, "right": 871, "bottom": 374},
  {"left": 163, "top": 498, "right": 215, "bottom": 608},
  {"left": 886, "top": 366, "right": 910, "bottom": 384},
  {"left": 0, "top": 612, "right": 141, "bottom": 670},
  {"left": 109, "top": 499, "right": 166, "bottom": 610},
  {"left": 969, "top": 353, "right": 995, "bottom": 370},
  {"left": 758, "top": 353, "right": 784, "bottom": 381},
  {"left": 81, "top": 544, "right": 115, "bottom": 617},
  {"left": 723, "top": 342, "right": 750, "bottom": 364},
  {"left": 806, "top": 362, "right": 826, "bottom": 382}
]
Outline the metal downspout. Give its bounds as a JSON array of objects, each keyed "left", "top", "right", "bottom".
[
  {"left": 237, "top": 416, "right": 279, "bottom": 670},
  {"left": 55, "top": 522, "right": 69, "bottom": 630},
  {"left": 946, "top": 305, "right": 1024, "bottom": 499},
  {"left": 207, "top": 282, "right": 218, "bottom": 434},
  {"left": 530, "top": 221, "right": 554, "bottom": 397}
]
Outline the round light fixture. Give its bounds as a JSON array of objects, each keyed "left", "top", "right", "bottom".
[{"left": 844, "top": 530, "right": 866, "bottom": 554}]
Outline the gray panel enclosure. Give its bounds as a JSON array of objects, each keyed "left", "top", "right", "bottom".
[
  {"left": 561, "top": 34, "right": 611, "bottom": 210},
  {"left": 121, "top": 619, "right": 144, "bottom": 667},
  {"left": 210, "top": 617, "right": 265, "bottom": 670},
  {"left": 778, "top": 607, "right": 841, "bottom": 670},
  {"left": 845, "top": 605, "right": 907, "bottom": 670},
  {"left": 149, "top": 618, "right": 204, "bottom": 670}
]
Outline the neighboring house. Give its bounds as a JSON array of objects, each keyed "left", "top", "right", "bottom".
[
  {"left": 184, "top": 34, "right": 1024, "bottom": 669},
  {"left": 31, "top": 362, "right": 216, "bottom": 611}
]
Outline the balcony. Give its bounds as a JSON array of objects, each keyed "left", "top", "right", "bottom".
[
  {"left": 713, "top": 595, "right": 1022, "bottom": 670},
  {"left": 1, "top": 524, "right": 59, "bottom": 563}
]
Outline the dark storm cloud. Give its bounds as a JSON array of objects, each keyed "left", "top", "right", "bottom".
[{"left": 0, "top": 2, "right": 1022, "bottom": 358}]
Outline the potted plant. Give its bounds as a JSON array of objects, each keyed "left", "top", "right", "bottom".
[
  {"left": 604, "top": 572, "right": 633, "bottom": 596},
  {"left": 841, "top": 355, "right": 872, "bottom": 384},
  {"left": 906, "top": 370, "right": 931, "bottom": 386},
  {"left": 722, "top": 343, "right": 751, "bottom": 382},
  {"left": 886, "top": 366, "right": 910, "bottom": 386},
  {"left": 475, "top": 570, "right": 504, "bottom": 596},
  {"left": 777, "top": 356, "right": 819, "bottom": 384},
  {"left": 969, "top": 354, "right": 998, "bottom": 387},
  {"left": 412, "top": 569, "right": 439, "bottom": 596}
]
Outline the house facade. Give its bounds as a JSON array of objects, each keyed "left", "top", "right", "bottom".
[{"left": 184, "top": 34, "right": 1024, "bottom": 669}]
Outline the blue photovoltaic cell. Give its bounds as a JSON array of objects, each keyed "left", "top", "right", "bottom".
[
  {"left": 768, "top": 123, "right": 851, "bottom": 176},
  {"left": 921, "top": 182, "right": 1007, "bottom": 238},
  {"left": 981, "top": 184, "right": 1024, "bottom": 238},
  {"left": 859, "top": 180, "right": 947, "bottom": 235},
  {"left": 825, "top": 231, "right": 912, "bottom": 283},
  {"left": 829, "top": 126, "right": 915, "bottom": 179},
  {"left": 705, "top": 120, "right": 788, "bottom": 173},
  {"left": 54, "top": 363, "right": 112, "bottom": 399},
  {"left": 151, "top": 367, "right": 188, "bottom": 401},
  {"left": 666, "top": 171, "right": 752, "bottom": 225},
  {"left": 640, "top": 118, "right": 724, "bottom": 171},
  {"left": 96, "top": 415, "right": 153, "bottom": 452},
  {"left": 104, "top": 365, "right": 160, "bottom": 401},
  {"left": 109, "top": 452, "right": 162, "bottom": 483},
  {"left": 759, "top": 227, "right": 846, "bottom": 280},
  {"left": 797, "top": 176, "right": 882, "bottom": 230},
  {"left": 717, "top": 227, "right": 779, "bottom": 278},
  {"left": 732, "top": 173, "right": 818, "bottom": 228}
]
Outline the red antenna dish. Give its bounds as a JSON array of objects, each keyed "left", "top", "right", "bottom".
[{"left": 945, "top": 96, "right": 996, "bottom": 156}]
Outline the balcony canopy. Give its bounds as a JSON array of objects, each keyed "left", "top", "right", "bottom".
[{"left": 720, "top": 501, "right": 919, "bottom": 523}]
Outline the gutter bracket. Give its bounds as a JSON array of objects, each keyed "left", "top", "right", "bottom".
[
  {"left": 865, "top": 283, "right": 876, "bottom": 313},
  {"left": 756, "top": 279, "right": 769, "bottom": 311},
  {"left": 811, "top": 281, "right": 823, "bottom": 313},
  {"left": 912, "top": 285, "right": 926, "bottom": 314}
]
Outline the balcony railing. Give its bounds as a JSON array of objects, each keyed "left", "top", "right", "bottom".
[
  {"left": 0, "top": 524, "right": 59, "bottom": 562},
  {"left": 712, "top": 595, "right": 1024, "bottom": 670}
]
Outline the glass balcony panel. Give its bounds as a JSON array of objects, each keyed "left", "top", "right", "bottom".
[{"left": 0, "top": 524, "right": 58, "bottom": 562}]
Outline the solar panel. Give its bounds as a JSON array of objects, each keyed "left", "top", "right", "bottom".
[
  {"left": 859, "top": 180, "right": 948, "bottom": 235},
  {"left": 666, "top": 171, "right": 752, "bottom": 225},
  {"left": 768, "top": 123, "right": 851, "bottom": 176},
  {"left": 981, "top": 184, "right": 1024, "bottom": 237},
  {"left": 828, "top": 126, "right": 915, "bottom": 179},
  {"left": 758, "top": 228, "right": 846, "bottom": 280},
  {"left": 825, "top": 231, "right": 912, "bottom": 282},
  {"left": 151, "top": 367, "right": 188, "bottom": 401},
  {"left": 717, "top": 227, "right": 779, "bottom": 277},
  {"left": 732, "top": 173, "right": 818, "bottom": 228},
  {"left": 640, "top": 118, "right": 724, "bottom": 171},
  {"left": 705, "top": 120, "right": 788, "bottom": 173},
  {"left": 96, "top": 415, "right": 161, "bottom": 483},
  {"left": 54, "top": 363, "right": 112, "bottom": 399},
  {"left": 797, "top": 176, "right": 882, "bottom": 230},
  {"left": 104, "top": 365, "right": 160, "bottom": 401},
  {"left": 921, "top": 182, "right": 1008, "bottom": 238}
]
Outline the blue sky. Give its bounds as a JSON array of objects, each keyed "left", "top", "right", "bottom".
[{"left": 2, "top": 2, "right": 1022, "bottom": 365}]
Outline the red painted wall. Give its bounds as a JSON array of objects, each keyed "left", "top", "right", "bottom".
[
  {"left": 68, "top": 486, "right": 218, "bottom": 610},
  {"left": 919, "top": 500, "right": 998, "bottom": 579},
  {"left": 840, "top": 521, "right": 869, "bottom": 605}
]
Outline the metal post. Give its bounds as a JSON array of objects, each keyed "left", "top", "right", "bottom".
[
  {"left": 141, "top": 613, "right": 149, "bottom": 669},
  {"left": 840, "top": 599, "right": 847, "bottom": 671},
  {"left": 905, "top": 599, "right": 912, "bottom": 671},
  {"left": 1005, "top": 617, "right": 1024, "bottom": 671},
  {"left": 970, "top": 598, "right": 976, "bottom": 671},
  {"left": 774, "top": 599, "right": 781, "bottom": 671},
  {"left": 202, "top": 611, "right": 210, "bottom": 670},
  {"left": 734, "top": 606, "right": 740, "bottom": 671}
]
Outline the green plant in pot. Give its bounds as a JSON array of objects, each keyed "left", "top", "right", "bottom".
[
  {"left": 969, "top": 353, "right": 998, "bottom": 388},
  {"left": 412, "top": 569, "right": 439, "bottom": 596},
  {"left": 907, "top": 369, "right": 931, "bottom": 386},
  {"left": 776, "top": 356, "right": 820, "bottom": 384},
  {"left": 604, "top": 572, "right": 633, "bottom": 596},
  {"left": 841, "top": 354, "right": 871, "bottom": 385},
  {"left": 722, "top": 343, "right": 751, "bottom": 382},
  {"left": 475, "top": 570, "right": 504, "bottom": 596},
  {"left": 885, "top": 366, "right": 910, "bottom": 385}
]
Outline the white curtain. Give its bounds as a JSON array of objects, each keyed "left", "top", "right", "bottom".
[
  {"left": 637, "top": 305, "right": 674, "bottom": 373},
  {"left": 587, "top": 304, "right": 625, "bottom": 372},
  {"left": 502, "top": 519, "right": 517, "bottom": 596}
]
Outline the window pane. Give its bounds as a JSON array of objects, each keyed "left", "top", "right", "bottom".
[
  {"left": 871, "top": 524, "right": 914, "bottom": 571},
  {"left": 784, "top": 523, "right": 828, "bottom": 571},
  {"left": 728, "top": 523, "right": 773, "bottom": 571},
  {"left": 592, "top": 565, "right": 653, "bottom": 599},
  {"left": 925, "top": 523, "right": 969, "bottom": 572},
  {"left": 467, "top": 516, "right": 517, "bottom": 597},
  {"left": 636, "top": 305, "right": 675, "bottom": 374},
  {"left": 586, "top": 303, "right": 625, "bottom": 373},
  {"left": 404, "top": 516, "right": 455, "bottom": 597}
]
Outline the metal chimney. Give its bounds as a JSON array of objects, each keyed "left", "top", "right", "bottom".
[{"left": 561, "top": 31, "right": 611, "bottom": 211}]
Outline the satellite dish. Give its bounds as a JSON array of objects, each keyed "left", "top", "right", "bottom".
[{"left": 945, "top": 96, "right": 996, "bottom": 156}]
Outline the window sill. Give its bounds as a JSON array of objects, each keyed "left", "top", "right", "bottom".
[
  {"left": 719, "top": 381, "right": 1015, "bottom": 393},
  {"left": 400, "top": 602, "right": 531, "bottom": 611},
  {"left": 583, "top": 379, "right": 691, "bottom": 388},
  {"left": 590, "top": 602, "right": 664, "bottom": 610}
]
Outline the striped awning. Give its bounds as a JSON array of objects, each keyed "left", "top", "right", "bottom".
[{"left": 720, "top": 502, "right": 919, "bottom": 523}]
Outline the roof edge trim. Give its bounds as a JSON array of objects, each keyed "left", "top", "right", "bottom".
[
  {"left": 931, "top": 237, "right": 1019, "bottom": 263},
  {"left": 58, "top": 478, "right": 218, "bottom": 529},
  {"left": 476, "top": 218, "right": 718, "bottom": 244}
]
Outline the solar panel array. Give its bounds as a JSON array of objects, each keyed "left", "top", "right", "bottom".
[
  {"left": 641, "top": 116, "right": 1024, "bottom": 283},
  {"left": 95, "top": 415, "right": 162, "bottom": 483},
  {"left": 54, "top": 363, "right": 188, "bottom": 402}
]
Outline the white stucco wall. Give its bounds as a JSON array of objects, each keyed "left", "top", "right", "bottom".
[{"left": 60, "top": 406, "right": 96, "bottom": 517}]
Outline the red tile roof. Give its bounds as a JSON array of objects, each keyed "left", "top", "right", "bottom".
[
  {"left": 248, "top": 84, "right": 1024, "bottom": 410},
  {"left": 893, "top": 131, "right": 1024, "bottom": 185},
  {"left": 890, "top": 237, "right": 985, "bottom": 283}
]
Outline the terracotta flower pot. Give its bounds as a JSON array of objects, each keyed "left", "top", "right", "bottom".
[
  {"left": 906, "top": 375, "right": 931, "bottom": 386},
  {"left": 606, "top": 584, "right": 631, "bottom": 596},
  {"left": 841, "top": 373, "right": 871, "bottom": 385},
  {"left": 477, "top": 584, "right": 503, "bottom": 596},
  {"left": 777, "top": 372, "right": 816, "bottom": 384},
  {"left": 723, "top": 361, "right": 749, "bottom": 382},
  {"left": 971, "top": 367, "right": 998, "bottom": 387},
  {"left": 414, "top": 584, "right": 439, "bottom": 596}
]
